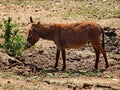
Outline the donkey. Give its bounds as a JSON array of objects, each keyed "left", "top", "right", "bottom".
[{"left": 26, "top": 17, "right": 109, "bottom": 70}]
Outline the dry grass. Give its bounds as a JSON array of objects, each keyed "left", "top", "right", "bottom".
[{"left": 0, "top": 0, "right": 120, "bottom": 20}]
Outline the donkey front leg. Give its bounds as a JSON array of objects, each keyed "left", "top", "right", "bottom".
[
  {"left": 61, "top": 49, "right": 66, "bottom": 71},
  {"left": 54, "top": 48, "right": 60, "bottom": 69}
]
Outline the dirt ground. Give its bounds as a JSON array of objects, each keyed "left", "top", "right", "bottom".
[{"left": 0, "top": 0, "right": 120, "bottom": 90}]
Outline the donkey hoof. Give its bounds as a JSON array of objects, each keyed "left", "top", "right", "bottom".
[
  {"left": 54, "top": 65, "right": 57, "bottom": 68},
  {"left": 53, "top": 66, "right": 59, "bottom": 70},
  {"left": 62, "top": 67, "right": 66, "bottom": 71},
  {"left": 62, "top": 69, "right": 65, "bottom": 71},
  {"left": 53, "top": 67, "right": 58, "bottom": 71},
  {"left": 95, "top": 66, "right": 98, "bottom": 70}
]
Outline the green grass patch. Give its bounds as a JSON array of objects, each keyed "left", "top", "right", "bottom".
[
  {"left": 64, "top": 80, "right": 75, "bottom": 85},
  {"left": 34, "top": 77, "right": 44, "bottom": 82},
  {"left": 1, "top": 73, "right": 13, "bottom": 79},
  {"left": 37, "top": 68, "right": 102, "bottom": 78},
  {"left": 79, "top": 69, "right": 101, "bottom": 76}
]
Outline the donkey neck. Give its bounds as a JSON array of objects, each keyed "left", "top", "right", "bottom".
[{"left": 38, "top": 24, "right": 55, "bottom": 41}]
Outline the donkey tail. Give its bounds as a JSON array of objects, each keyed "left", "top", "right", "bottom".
[{"left": 101, "top": 28, "right": 105, "bottom": 49}]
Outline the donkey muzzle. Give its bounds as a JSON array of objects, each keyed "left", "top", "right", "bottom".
[{"left": 25, "top": 41, "right": 32, "bottom": 49}]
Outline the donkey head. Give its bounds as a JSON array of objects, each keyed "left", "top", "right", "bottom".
[{"left": 26, "top": 17, "right": 40, "bottom": 48}]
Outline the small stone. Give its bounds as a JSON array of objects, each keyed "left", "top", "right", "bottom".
[
  {"left": 68, "top": 85, "right": 73, "bottom": 88},
  {"left": 26, "top": 79, "right": 31, "bottom": 82},
  {"left": 44, "top": 81, "right": 50, "bottom": 84},
  {"left": 83, "top": 83, "right": 93, "bottom": 89},
  {"left": 39, "top": 50, "right": 44, "bottom": 54},
  {"left": 28, "top": 53, "right": 32, "bottom": 57},
  {"left": 7, "top": 81, "right": 10, "bottom": 83}
]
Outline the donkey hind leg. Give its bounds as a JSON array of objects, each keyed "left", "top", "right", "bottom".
[
  {"left": 54, "top": 48, "right": 60, "bottom": 69},
  {"left": 92, "top": 42, "right": 109, "bottom": 69},
  {"left": 93, "top": 46, "right": 100, "bottom": 69},
  {"left": 61, "top": 49, "right": 66, "bottom": 71}
]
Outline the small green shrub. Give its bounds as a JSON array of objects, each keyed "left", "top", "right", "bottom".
[{"left": 0, "top": 17, "right": 25, "bottom": 56}]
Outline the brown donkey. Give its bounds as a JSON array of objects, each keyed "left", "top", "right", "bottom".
[{"left": 26, "top": 17, "right": 109, "bottom": 70}]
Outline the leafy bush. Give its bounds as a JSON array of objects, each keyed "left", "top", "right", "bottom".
[{"left": 0, "top": 17, "right": 25, "bottom": 56}]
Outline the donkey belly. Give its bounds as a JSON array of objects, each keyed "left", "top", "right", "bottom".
[
  {"left": 66, "top": 39, "right": 88, "bottom": 49},
  {"left": 57, "top": 29, "right": 90, "bottom": 49}
]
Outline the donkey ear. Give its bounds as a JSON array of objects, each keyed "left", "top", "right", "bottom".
[{"left": 30, "top": 16, "right": 34, "bottom": 23}]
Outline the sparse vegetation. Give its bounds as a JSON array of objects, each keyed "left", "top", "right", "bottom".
[
  {"left": 64, "top": 80, "right": 75, "bottom": 85},
  {"left": 34, "top": 77, "right": 44, "bottom": 82},
  {"left": 2, "top": 73, "right": 13, "bottom": 79},
  {"left": 23, "top": 87, "right": 37, "bottom": 90},
  {"left": 0, "top": 17, "right": 25, "bottom": 56},
  {"left": 3, "top": 83, "right": 15, "bottom": 90},
  {"left": 79, "top": 70, "right": 101, "bottom": 76}
]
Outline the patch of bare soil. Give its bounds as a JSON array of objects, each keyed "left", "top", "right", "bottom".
[{"left": 0, "top": 1, "right": 120, "bottom": 89}]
